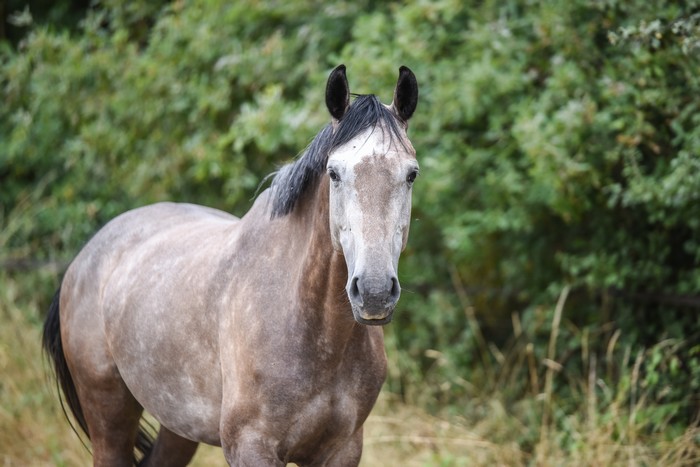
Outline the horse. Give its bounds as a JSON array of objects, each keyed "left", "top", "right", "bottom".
[{"left": 43, "top": 64, "right": 419, "bottom": 466}]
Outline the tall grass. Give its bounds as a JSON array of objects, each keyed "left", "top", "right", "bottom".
[
  {"left": 0, "top": 271, "right": 90, "bottom": 466},
  {"left": 1, "top": 271, "right": 697, "bottom": 466}
]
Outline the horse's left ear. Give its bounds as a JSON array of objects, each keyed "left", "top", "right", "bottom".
[
  {"left": 392, "top": 66, "right": 418, "bottom": 122},
  {"left": 326, "top": 64, "right": 350, "bottom": 121}
]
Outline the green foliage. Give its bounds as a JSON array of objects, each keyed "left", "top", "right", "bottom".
[
  {"left": 0, "top": 0, "right": 365, "bottom": 257},
  {"left": 2, "top": 0, "right": 699, "bottom": 452}
]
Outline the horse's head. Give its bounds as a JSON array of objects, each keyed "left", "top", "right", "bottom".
[{"left": 324, "top": 65, "right": 419, "bottom": 326}]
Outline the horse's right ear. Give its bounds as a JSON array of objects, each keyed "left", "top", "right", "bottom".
[{"left": 325, "top": 64, "right": 350, "bottom": 121}]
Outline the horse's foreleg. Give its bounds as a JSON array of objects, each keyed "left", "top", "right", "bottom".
[
  {"left": 221, "top": 428, "right": 285, "bottom": 467},
  {"left": 319, "top": 428, "right": 363, "bottom": 467},
  {"left": 139, "top": 425, "right": 199, "bottom": 467}
]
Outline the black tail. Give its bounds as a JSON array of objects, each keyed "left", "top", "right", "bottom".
[
  {"left": 42, "top": 286, "right": 155, "bottom": 465},
  {"left": 42, "top": 286, "right": 90, "bottom": 442}
]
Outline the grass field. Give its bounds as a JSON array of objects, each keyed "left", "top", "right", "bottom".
[{"left": 1, "top": 271, "right": 698, "bottom": 466}]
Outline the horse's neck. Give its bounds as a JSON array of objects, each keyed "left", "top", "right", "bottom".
[{"left": 294, "top": 177, "right": 362, "bottom": 346}]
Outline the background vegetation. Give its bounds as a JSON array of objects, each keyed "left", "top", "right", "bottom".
[{"left": 2, "top": 0, "right": 699, "bottom": 464}]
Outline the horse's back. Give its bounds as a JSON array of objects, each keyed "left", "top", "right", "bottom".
[
  {"left": 63, "top": 202, "right": 241, "bottom": 311},
  {"left": 67, "top": 202, "right": 239, "bottom": 269},
  {"left": 60, "top": 202, "right": 240, "bottom": 444},
  {"left": 106, "top": 201, "right": 239, "bottom": 238}
]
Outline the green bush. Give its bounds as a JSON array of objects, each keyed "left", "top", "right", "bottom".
[{"left": 2, "top": 0, "right": 699, "bottom": 443}]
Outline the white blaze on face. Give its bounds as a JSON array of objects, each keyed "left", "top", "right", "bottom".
[{"left": 326, "top": 124, "right": 418, "bottom": 322}]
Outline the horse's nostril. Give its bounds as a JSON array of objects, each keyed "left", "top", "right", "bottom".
[
  {"left": 349, "top": 276, "right": 362, "bottom": 304},
  {"left": 390, "top": 277, "right": 400, "bottom": 301}
]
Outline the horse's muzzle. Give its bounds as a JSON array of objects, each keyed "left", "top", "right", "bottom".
[{"left": 347, "top": 274, "right": 400, "bottom": 325}]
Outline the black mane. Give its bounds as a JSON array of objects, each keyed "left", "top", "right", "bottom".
[{"left": 270, "top": 94, "right": 407, "bottom": 218}]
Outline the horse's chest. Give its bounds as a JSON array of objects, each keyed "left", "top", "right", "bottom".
[
  {"left": 261, "top": 354, "right": 385, "bottom": 462},
  {"left": 281, "top": 382, "right": 373, "bottom": 461},
  {"left": 222, "top": 327, "right": 387, "bottom": 462}
]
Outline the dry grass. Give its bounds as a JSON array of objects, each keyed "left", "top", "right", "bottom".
[
  {"left": 0, "top": 274, "right": 91, "bottom": 466},
  {"left": 1, "top": 273, "right": 698, "bottom": 466}
]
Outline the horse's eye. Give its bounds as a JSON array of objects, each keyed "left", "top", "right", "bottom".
[
  {"left": 328, "top": 169, "right": 340, "bottom": 183},
  {"left": 406, "top": 170, "right": 418, "bottom": 184}
]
